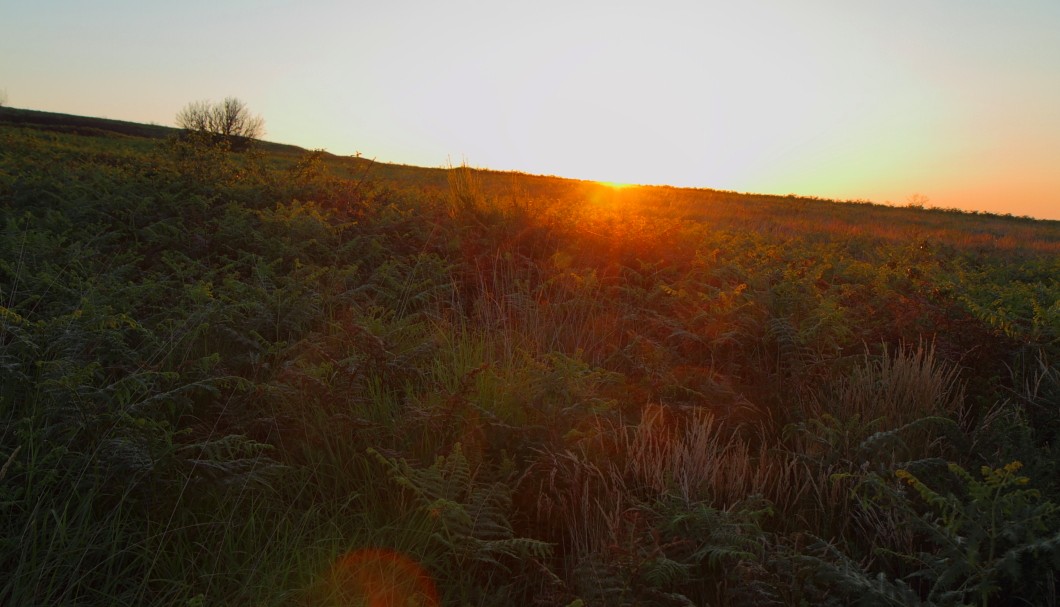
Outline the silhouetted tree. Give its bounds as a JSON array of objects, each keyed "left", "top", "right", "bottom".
[{"left": 176, "top": 97, "right": 264, "bottom": 140}]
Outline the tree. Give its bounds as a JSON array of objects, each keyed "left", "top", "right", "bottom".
[
  {"left": 905, "top": 193, "right": 930, "bottom": 210},
  {"left": 176, "top": 97, "right": 264, "bottom": 140},
  {"left": 175, "top": 100, "right": 211, "bottom": 131}
]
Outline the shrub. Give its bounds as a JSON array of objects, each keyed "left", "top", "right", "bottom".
[{"left": 175, "top": 97, "right": 264, "bottom": 140}]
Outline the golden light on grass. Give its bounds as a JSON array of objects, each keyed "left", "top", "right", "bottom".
[{"left": 598, "top": 181, "right": 635, "bottom": 190}]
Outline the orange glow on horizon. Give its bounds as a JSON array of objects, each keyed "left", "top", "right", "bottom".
[
  {"left": 598, "top": 181, "right": 635, "bottom": 190},
  {"left": 6, "top": 2, "right": 1059, "bottom": 219}
]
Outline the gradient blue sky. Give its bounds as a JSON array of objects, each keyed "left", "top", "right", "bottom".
[{"left": 3, "top": 0, "right": 1059, "bottom": 219}]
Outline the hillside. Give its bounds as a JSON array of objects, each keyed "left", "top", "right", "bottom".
[
  {"left": 1, "top": 110, "right": 1058, "bottom": 606},
  {"left": 6, "top": 105, "right": 1057, "bottom": 235}
]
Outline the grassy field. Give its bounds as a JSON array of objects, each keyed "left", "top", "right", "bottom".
[{"left": 1, "top": 107, "right": 1058, "bottom": 606}]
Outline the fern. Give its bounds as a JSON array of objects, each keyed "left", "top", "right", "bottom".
[
  {"left": 647, "top": 496, "right": 780, "bottom": 605},
  {"left": 177, "top": 433, "right": 286, "bottom": 490},
  {"left": 847, "top": 460, "right": 1060, "bottom": 606},
  {"left": 371, "top": 444, "right": 551, "bottom": 569},
  {"left": 569, "top": 556, "right": 636, "bottom": 607},
  {"left": 800, "top": 538, "right": 924, "bottom": 606},
  {"left": 855, "top": 416, "right": 957, "bottom": 468}
]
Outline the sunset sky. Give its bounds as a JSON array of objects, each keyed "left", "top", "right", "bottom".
[{"left": 3, "top": 0, "right": 1059, "bottom": 219}]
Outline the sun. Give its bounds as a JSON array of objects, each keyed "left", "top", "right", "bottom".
[{"left": 598, "top": 181, "right": 635, "bottom": 190}]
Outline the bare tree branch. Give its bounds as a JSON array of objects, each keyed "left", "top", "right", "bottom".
[{"left": 175, "top": 97, "right": 264, "bottom": 140}]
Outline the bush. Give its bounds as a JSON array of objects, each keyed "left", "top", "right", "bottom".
[{"left": 175, "top": 97, "right": 264, "bottom": 140}]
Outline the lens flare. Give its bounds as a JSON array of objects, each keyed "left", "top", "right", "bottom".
[{"left": 309, "top": 548, "right": 439, "bottom": 607}]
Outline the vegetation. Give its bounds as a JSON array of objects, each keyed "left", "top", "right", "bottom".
[
  {"left": 1, "top": 107, "right": 1058, "bottom": 606},
  {"left": 176, "top": 97, "right": 264, "bottom": 140}
]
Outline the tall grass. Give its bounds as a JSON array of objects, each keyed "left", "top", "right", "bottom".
[{"left": 3, "top": 118, "right": 1058, "bottom": 605}]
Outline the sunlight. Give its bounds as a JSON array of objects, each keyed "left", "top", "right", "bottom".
[{"left": 598, "top": 181, "right": 635, "bottom": 190}]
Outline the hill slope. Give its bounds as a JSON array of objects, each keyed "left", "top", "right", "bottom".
[
  {"left": 5, "top": 105, "right": 1057, "bottom": 236},
  {"left": 1, "top": 108, "right": 1059, "bottom": 606}
]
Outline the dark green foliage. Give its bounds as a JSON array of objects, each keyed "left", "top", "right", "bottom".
[
  {"left": 809, "top": 461, "right": 1060, "bottom": 607},
  {"left": 372, "top": 443, "right": 552, "bottom": 604},
  {"left": 1, "top": 112, "right": 1058, "bottom": 605}
]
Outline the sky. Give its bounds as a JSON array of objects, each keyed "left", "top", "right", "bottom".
[{"left": 2, "top": 0, "right": 1059, "bottom": 220}]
